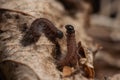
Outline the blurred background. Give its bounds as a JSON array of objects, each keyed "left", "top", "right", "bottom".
[
  {"left": 58, "top": 0, "right": 120, "bottom": 79},
  {"left": 83, "top": 0, "right": 120, "bottom": 79}
]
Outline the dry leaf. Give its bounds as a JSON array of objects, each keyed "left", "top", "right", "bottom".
[
  {"left": 84, "top": 65, "right": 95, "bottom": 78},
  {"left": 62, "top": 66, "right": 74, "bottom": 77}
]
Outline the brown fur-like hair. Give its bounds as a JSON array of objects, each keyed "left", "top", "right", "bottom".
[{"left": 21, "top": 18, "right": 63, "bottom": 46}]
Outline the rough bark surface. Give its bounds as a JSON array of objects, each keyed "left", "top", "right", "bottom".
[{"left": 0, "top": 0, "right": 96, "bottom": 80}]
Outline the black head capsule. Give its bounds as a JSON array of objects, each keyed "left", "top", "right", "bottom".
[
  {"left": 65, "top": 25, "right": 75, "bottom": 34},
  {"left": 56, "top": 30, "right": 63, "bottom": 39}
]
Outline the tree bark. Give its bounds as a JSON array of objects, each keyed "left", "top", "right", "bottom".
[{"left": 0, "top": 0, "right": 95, "bottom": 80}]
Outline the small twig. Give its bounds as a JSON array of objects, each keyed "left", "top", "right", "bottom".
[{"left": 0, "top": 8, "right": 34, "bottom": 17}]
